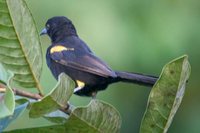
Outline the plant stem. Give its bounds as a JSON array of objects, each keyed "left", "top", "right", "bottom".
[{"left": 0, "top": 87, "right": 42, "bottom": 100}]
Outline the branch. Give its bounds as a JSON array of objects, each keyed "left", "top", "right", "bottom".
[
  {"left": 0, "top": 87, "right": 42, "bottom": 100},
  {"left": 0, "top": 86, "right": 71, "bottom": 115},
  {"left": 14, "top": 88, "right": 42, "bottom": 99}
]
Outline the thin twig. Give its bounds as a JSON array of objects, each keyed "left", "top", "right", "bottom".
[
  {"left": 12, "top": 88, "right": 42, "bottom": 100},
  {"left": 0, "top": 86, "right": 42, "bottom": 100},
  {"left": 0, "top": 88, "right": 5, "bottom": 92}
]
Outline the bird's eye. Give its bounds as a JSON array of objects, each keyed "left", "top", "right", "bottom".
[{"left": 46, "top": 24, "right": 50, "bottom": 30}]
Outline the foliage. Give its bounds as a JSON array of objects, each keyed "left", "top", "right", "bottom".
[
  {"left": 29, "top": 73, "right": 75, "bottom": 118},
  {"left": 0, "top": 0, "right": 191, "bottom": 133},
  {"left": 0, "top": 64, "right": 14, "bottom": 119},
  {"left": 0, "top": 0, "right": 42, "bottom": 92},
  {"left": 140, "top": 55, "right": 190, "bottom": 133}
]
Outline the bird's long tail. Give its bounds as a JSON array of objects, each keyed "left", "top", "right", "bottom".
[{"left": 114, "top": 71, "right": 158, "bottom": 86}]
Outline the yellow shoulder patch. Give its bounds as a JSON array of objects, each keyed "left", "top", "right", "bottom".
[
  {"left": 76, "top": 80, "right": 85, "bottom": 88},
  {"left": 50, "top": 45, "right": 74, "bottom": 53}
]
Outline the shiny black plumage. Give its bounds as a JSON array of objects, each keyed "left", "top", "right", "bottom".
[{"left": 42, "top": 16, "right": 157, "bottom": 97}]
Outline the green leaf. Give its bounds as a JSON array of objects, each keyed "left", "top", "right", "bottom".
[
  {"left": 5, "top": 100, "right": 121, "bottom": 133},
  {"left": 0, "top": 0, "right": 43, "bottom": 93},
  {"left": 4, "top": 124, "right": 66, "bottom": 133},
  {"left": 65, "top": 99, "right": 121, "bottom": 133},
  {"left": 43, "top": 110, "right": 68, "bottom": 124},
  {"left": 0, "top": 86, "right": 14, "bottom": 119},
  {"left": 140, "top": 55, "right": 191, "bottom": 133},
  {"left": 0, "top": 63, "right": 11, "bottom": 85},
  {"left": 29, "top": 73, "right": 75, "bottom": 118},
  {"left": 0, "top": 65, "right": 15, "bottom": 119},
  {"left": 0, "top": 101, "right": 28, "bottom": 132}
]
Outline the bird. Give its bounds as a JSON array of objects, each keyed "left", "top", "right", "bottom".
[{"left": 40, "top": 16, "right": 158, "bottom": 97}]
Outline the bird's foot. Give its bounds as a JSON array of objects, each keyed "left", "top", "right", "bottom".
[{"left": 91, "top": 91, "right": 97, "bottom": 99}]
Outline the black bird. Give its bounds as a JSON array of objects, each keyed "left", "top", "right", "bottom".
[{"left": 40, "top": 16, "right": 158, "bottom": 97}]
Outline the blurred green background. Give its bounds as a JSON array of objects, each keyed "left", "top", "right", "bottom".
[{"left": 7, "top": 0, "right": 200, "bottom": 132}]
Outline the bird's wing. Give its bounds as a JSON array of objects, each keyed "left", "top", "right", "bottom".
[{"left": 49, "top": 45, "right": 116, "bottom": 78}]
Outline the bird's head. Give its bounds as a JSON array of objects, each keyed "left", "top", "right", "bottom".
[{"left": 40, "top": 16, "right": 77, "bottom": 42}]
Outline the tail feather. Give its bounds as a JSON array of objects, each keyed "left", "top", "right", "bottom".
[{"left": 114, "top": 71, "right": 158, "bottom": 86}]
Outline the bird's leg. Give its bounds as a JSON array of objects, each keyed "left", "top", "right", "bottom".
[
  {"left": 74, "top": 80, "right": 85, "bottom": 93},
  {"left": 91, "top": 91, "right": 97, "bottom": 99}
]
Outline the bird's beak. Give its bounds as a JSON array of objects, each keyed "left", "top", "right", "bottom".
[{"left": 40, "top": 28, "right": 47, "bottom": 36}]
